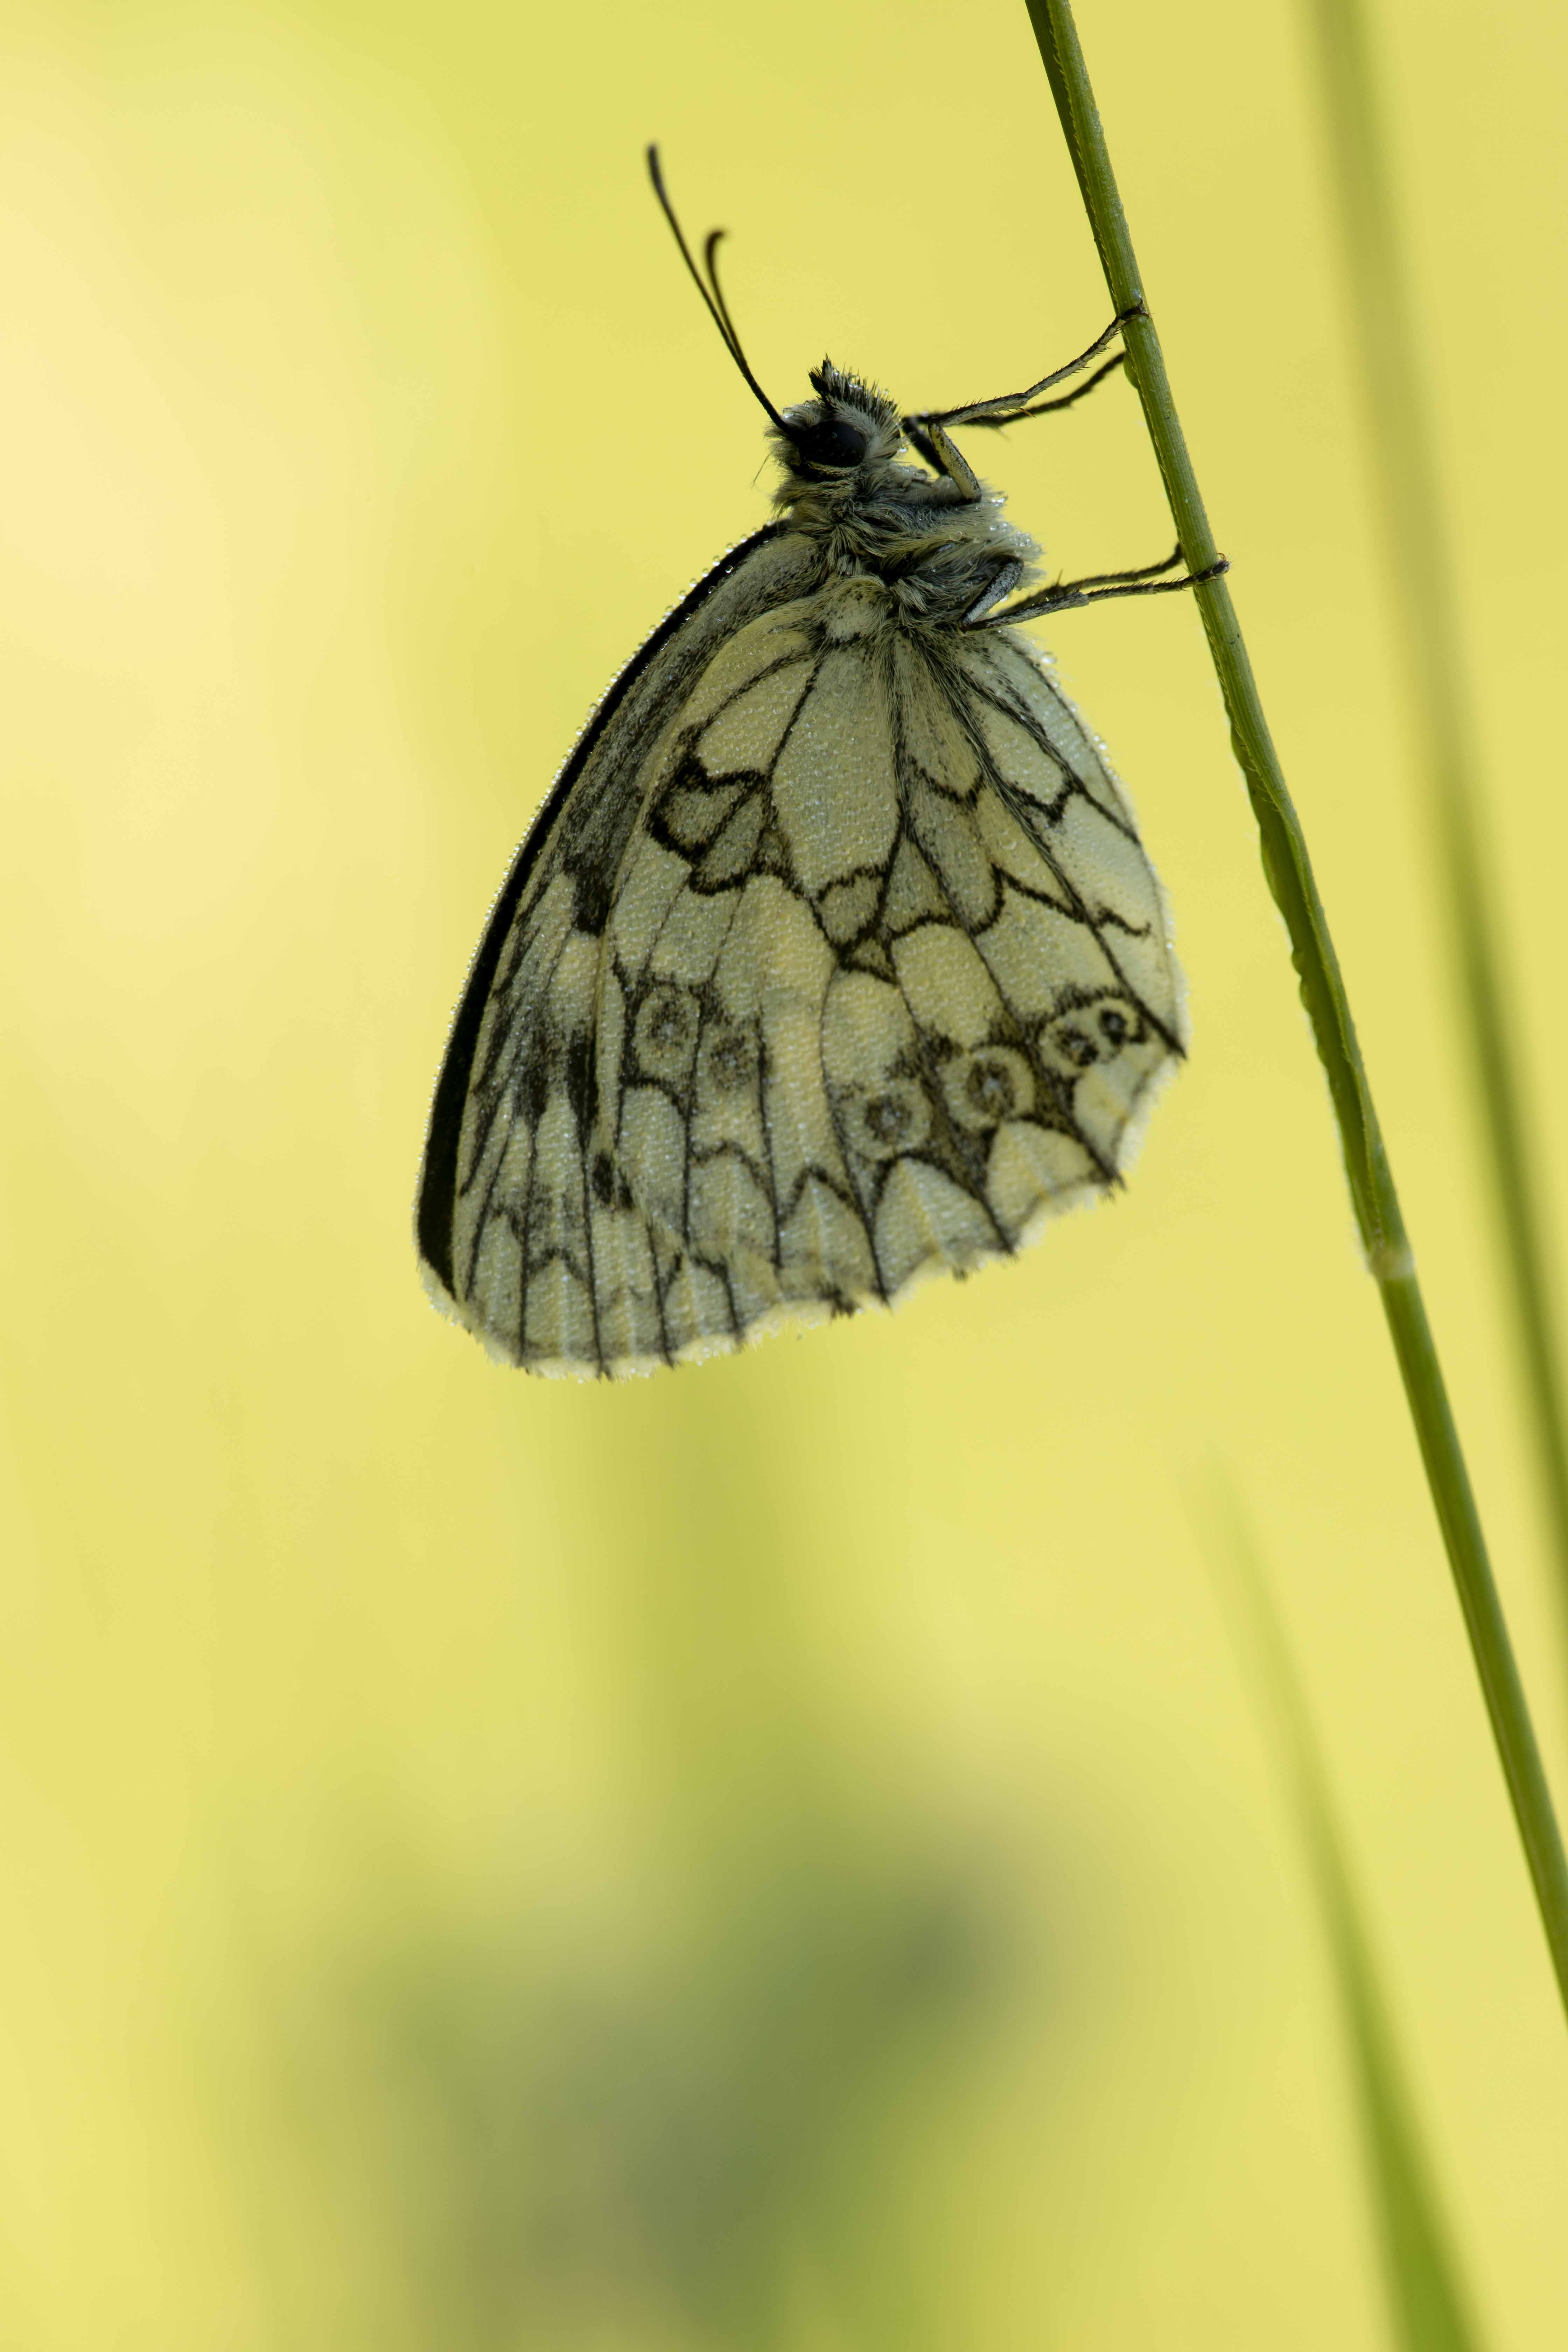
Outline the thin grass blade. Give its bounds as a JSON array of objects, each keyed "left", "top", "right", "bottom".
[{"left": 1210, "top": 1480, "right": 1485, "bottom": 2352}]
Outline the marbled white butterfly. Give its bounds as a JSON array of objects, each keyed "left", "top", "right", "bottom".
[{"left": 416, "top": 152, "right": 1221, "bottom": 1376}]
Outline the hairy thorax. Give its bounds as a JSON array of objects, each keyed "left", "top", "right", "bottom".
[{"left": 769, "top": 365, "right": 1040, "bottom": 625}]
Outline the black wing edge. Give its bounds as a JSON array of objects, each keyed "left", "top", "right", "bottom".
[{"left": 416, "top": 522, "right": 786, "bottom": 1295}]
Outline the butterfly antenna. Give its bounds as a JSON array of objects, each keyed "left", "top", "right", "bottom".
[
  {"left": 702, "top": 230, "right": 747, "bottom": 359},
  {"left": 646, "top": 145, "right": 789, "bottom": 433}
]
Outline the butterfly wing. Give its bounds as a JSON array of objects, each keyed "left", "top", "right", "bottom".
[
  {"left": 417, "top": 525, "right": 814, "bottom": 1345},
  {"left": 422, "top": 568, "right": 1183, "bottom": 1377}
]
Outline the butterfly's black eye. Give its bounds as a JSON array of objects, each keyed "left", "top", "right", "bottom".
[{"left": 791, "top": 414, "right": 868, "bottom": 469}]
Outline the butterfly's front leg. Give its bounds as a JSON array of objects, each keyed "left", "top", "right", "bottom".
[{"left": 905, "top": 309, "right": 1139, "bottom": 444}]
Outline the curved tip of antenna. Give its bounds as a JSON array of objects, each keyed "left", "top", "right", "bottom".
[{"left": 643, "top": 145, "right": 789, "bottom": 436}]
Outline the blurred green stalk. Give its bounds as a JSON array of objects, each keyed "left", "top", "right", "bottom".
[
  {"left": 1021, "top": 0, "right": 1568, "bottom": 2020},
  {"left": 1212, "top": 1479, "right": 1484, "bottom": 2352},
  {"left": 1300, "top": 0, "right": 1568, "bottom": 1677}
]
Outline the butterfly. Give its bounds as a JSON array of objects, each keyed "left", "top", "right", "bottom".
[{"left": 416, "top": 152, "right": 1221, "bottom": 1378}]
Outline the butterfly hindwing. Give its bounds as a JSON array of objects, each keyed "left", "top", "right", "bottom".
[{"left": 428, "top": 567, "right": 1183, "bottom": 1377}]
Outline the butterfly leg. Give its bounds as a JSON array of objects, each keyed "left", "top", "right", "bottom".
[
  {"left": 1067, "top": 544, "right": 1187, "bottom": 590},
  {"left": 905, "top": 306, "right": 1143, "bottom": 438},
  {"left": 904, "top": 307, "right": 1148, "bottom": 489},
  {"left": 969, "top": 552, "right": 1229, "bottom": 629},
  {"left": 940, "top": 350, "right": 1130, "bottom": 434}
]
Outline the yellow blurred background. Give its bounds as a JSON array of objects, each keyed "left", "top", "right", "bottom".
[{"left": 4, "top": 0, "right": 1567, "bottom": 2342}]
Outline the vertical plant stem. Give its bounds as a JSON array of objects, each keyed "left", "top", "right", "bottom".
[
  {"left": 1301, "top": 0, "right": 1568, "bottom": 1673},
  {"left": 1020, "top": 0, "right": 1568, "bottom": 2019}
]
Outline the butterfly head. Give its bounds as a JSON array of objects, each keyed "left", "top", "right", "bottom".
[{"left": 774, "top": 362, "right": 903, "bottom": 489}]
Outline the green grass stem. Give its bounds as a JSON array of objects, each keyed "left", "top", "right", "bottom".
[
  {"left": 1022, "top": 0, "right": 1568, "bottom": 2021},
  {"left": 1210, "top": 1478, "right": 1484, "bottom": 2352},
  {"left": 1299, "top": 0, "right": 1568, "bottom": 1685}
]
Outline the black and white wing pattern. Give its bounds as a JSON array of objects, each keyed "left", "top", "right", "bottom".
[{"left": 418, "top": 558, "right": 1184, "bottom": 1378}]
